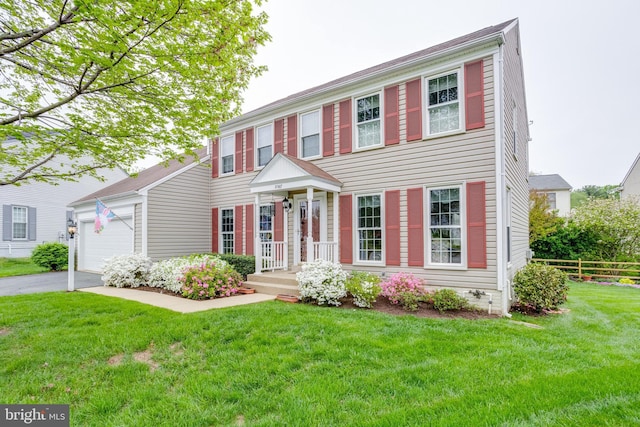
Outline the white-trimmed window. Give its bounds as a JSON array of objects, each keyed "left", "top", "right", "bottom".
[
  {"left": 356, "top": 194, "right": 382, "bottom": 262},
  {"left": 355, "top": 93, "right": 381, "bottom": 148},
  {"left": 221, "top": 208, "right": 234, "bottom": 254},
  {"left": 428, "top": 186, "right": 463, "bottom": 265},
  {"left": 512, "top": 103, "right": 518, "bottom": 155},
  {"left": 547, "top": 192, "right": 557, "bottom": 210},
  {"left": 300, "top": 110, "right": 320, "bottom": 158},
  {"left": 12, "top": 206, "right": 27, "bottom": 240},
  {"left": 220, "top": 135, "right": 234, "bottom": 175},
  {"left": 506, "top": 189, "right": 512, "bottom": 264},
  {"left": 256, "top": 123, "right": 273, "bottom": 167},
  {"left": 427, "top": 70, "right": 461, "bottom": 135}
]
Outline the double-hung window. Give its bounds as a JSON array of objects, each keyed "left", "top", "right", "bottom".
[
  {"left": 12, "top": 206, "right": 27, "bottom": 240},
  {"left": 547, "top": 192, "right": 557, "bottom": 210},
  {"left": 256, "top": 123, "right": 273, "bottom": 167},
  {"left": 427, "top": 71, "right": 461, "bottom": 135},
  {"left": 428, "top": 186, "right": 463, "bottom": 265},
  {"left": 220, "top": 135, "right": 234, "bottom": 175},
  {"left": 221, "top": 208, "right": 234, "bottom": 254},
  {"left": 356, "top": 93, "right": 381, "bottom": 149},
  {"left": 356, "top": 194, "right": 382, "bottom": 262},
  {"left": 300, "top": 110, "right": 320, "bottom": 158}
]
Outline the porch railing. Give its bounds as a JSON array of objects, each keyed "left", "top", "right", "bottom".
[
  {"left": 313, "top": 241, "right": 338, "bottom": 263},
  {"left": 261, "top": 241, "right": 287, "bottom": 271}
]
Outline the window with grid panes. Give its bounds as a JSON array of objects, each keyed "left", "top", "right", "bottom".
[{"left": 357, "top": 194, "right": 382, "bottom": 261}]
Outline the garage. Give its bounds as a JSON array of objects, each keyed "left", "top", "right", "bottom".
[{"left": 78, "top": 217, "right": 133, "bottom": 272}]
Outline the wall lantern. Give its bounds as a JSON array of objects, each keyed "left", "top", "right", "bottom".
[
  {"left": 282, "top": 197, "right": 292, "bottom": 213},
  {"left": 67, "top": 218, "right": 78, "bottom": 238}
]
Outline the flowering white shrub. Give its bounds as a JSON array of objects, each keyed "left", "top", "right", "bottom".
[
  {"left": 102, "top": 253, "right": 153, "bottom": 288},
  {"left": 296, "top": 259, "right": 347, "bottom": 306},
  {"left": 148, "top": 254, "right": 228, "bottom": 293}
]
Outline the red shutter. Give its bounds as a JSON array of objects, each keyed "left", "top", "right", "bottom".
[
  {"left": 467, "top": 181, "right": 487, "bottom": 268},
  {"left": 339, "top": 99, "right": 352, "bottom": 154},
  {"left": 384, "top": 85, "right": 400, "bottom": 146},
  {"left": 406, "top": 78, "right": 422, "bottom": 142},
  {"left": 465, "top": 60, "right": 485, "bottom": 130},
  {"left": 245, "top": 204, "right": 254, "bottom": 255},
  {"left": 211, "top": 207, "right": 219, "bottom": 253},
  {"left": 274, "top": 118, "right": 284, "bottom": 154},
  {"left": 385, "top": 190, "right": 401, "bottom": 266},
  {"left": 287, "top": 114, "right": 297, "bottom": 157},
  {"left": 245, "top": 128, "right": 254, "bottom": 172},
  {"left": 323, "top": 103, "right": 335, "bottom": 157},
  {"left": 211, "top": 138, "right": 219, "bottom": 178},
  {"left": 407, "top": 188, "right": 424, "bottom": 266},
  {"left": 274, "top": 201, "right": 283, "bottom": 241},
  {"left": 235, "top": 205, "right": 243, "bottom": 255},
  {"left": 339, "top": 194, "right": 353, "bottom": 264},
  {"left": 235, "top": 131, "right": 243, "bottom": 173}
]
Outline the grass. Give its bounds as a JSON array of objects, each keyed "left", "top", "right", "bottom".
[
  {"left": 0, "top": 282, "right": 639, "bottom": 426},
  {"left": 0, "top": 257, "right": 48, "bottom": 277}
]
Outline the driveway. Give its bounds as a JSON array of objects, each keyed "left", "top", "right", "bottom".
[{"left": 0, "top": 271, "right": 103, "bottom": 296}]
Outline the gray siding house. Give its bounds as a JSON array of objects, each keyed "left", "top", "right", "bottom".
[
  {"left": 69, "top": 148, "right": 210, "bottom": 272},
  {"left": 1, "top": 159, "right": 127, "bottom": 258},
  {"left": 529, "top": 174, "right": 572, "bottom": 216},
  {"left": 620, "top": 153, "right": 640, "bottom": 199},
  {"left": 209, "top": 18, "right": 530, "bottom": 314}
]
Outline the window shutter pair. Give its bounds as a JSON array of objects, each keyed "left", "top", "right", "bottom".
[{"left": 2, "top": 205, "right": 36, "bottom": 241}]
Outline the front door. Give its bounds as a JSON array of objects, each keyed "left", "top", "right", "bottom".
[{"left": 294, "top": 192, "right": 327, "bottom": 265}]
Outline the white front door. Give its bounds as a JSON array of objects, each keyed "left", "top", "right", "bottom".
[{"left": 293, "top": 192, "right": 327, "bottom": 265}]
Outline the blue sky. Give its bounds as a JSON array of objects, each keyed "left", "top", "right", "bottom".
[{"left": 241, "top": 0, "right": 640, "bottom": 189}]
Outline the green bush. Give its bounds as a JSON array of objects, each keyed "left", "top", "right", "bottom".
[
  {"left": 216, "top": 253, "right": 255, "bottom": 279},
  {"left": 31, "top": 242, "right": 68, "bottom": 271},
  {"left": 513, "top": 263, "right": 568, "bottom": 312},
  {"left": 432, "top": 289, "right": 470, "bottom": 313},
  {"left": 345, "top": 271, "right": 381, "bottom": 308}
]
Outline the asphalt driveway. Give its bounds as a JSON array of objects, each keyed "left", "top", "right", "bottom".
[{"left": 0, "top": 271, "right": 103, "bottom": 296}]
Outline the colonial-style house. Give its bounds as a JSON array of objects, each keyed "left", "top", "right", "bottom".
[
  {"left": 209, "top": 18, "right": 530, "bottom": 314},
  {"left": 529, "top": 174, "right": 573, "bottom": 216}
]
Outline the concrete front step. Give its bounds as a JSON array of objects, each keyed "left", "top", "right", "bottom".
[
  {"left": 244, "top": 271, "right": 300, "bottom": 296},
  {"left": 243, "top": 281, "right": 300, "bottom": 297}
]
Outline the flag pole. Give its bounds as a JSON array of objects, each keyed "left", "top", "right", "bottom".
[{"left": 96, "top": 198, "right": 134, "bottom": 230}]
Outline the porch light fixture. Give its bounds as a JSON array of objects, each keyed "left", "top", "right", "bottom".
[
  {"left": 282, "top": 197, "right": 292, "bottom": 213},
  {"left": 67, "top": 218, "right": 78, "bottom": 238}
]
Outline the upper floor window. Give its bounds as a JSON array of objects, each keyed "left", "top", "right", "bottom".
[
  {"left": 221, "top": 208, "right": 234, "bottom": 254},
  {"left": 427, "top": 71, "right": 460, "bottom": 135},
  {"left": 356, "top": 93, "right": 381, "bottom": 149},
  {"left": 256, "top": 123, "right": 273, "bottom": 167},
  {"left": 220, "top": 135, "right": 234, "bottom": 175},
  {"left": 547, "top": 192, "right": 557, "bottom": 210},
  {"left": 12, "top": 206, "right": 27, "bottom": 239},
  {"left": 428, "top": 186, "right": 463, "bottom": 265},
  {"left": 356, "top": 194, "right": 382, "bottom": 262},
  {"left": 300, "top": 110, "right": 320, "bottom": 158}
]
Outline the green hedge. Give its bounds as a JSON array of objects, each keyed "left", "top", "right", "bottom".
[{"left": 216, "top": 253, "right": 255, "bottom": 279}]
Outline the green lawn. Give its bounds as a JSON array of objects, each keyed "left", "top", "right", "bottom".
[
  {"left": 0, "top": 257, "right": 48, "bottom": 277},
  {"left": 0, "top": 282, "right": 639, "bottom": 426}
]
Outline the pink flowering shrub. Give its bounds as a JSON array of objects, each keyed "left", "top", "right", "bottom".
[
  {"left": 380, "top": 272, "right": 427, "bottom": 310},
  {"left": 179, "top": 260, "right": 242, "bottom": 300}
]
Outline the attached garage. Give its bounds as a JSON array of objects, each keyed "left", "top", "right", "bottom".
[{"left": 78, "top": 217, "right": 133, "bottom": 272}]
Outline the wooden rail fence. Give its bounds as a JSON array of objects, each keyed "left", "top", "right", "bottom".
[{"left": 532, "top": 258, "right": 640, "bottom": 280}]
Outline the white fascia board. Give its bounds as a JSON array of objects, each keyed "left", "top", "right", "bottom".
[{"left": 250, "top": 178, "right": 341, "bottom": 194}]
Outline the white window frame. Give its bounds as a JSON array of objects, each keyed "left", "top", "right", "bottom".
[
  {"left": 220, "top": 135, "right": 235, "bottom": 175},
  {"left": 12, "top": 206, "right": 28, "bottom": 240},
  {"left": 299, "top": 109, "right": 321, "bottom": 159},
  {"left": 256, "top": 123, "right": 273, "bottom": 168},
  {"left": 220, "top": 208, "right": 234, "bottom": 254},
  {"left": 512, "top": 102, "right": 518, "bottom": 157},
  {"left": 547, "top": 192, "right": 557, "bottom": 210},
  {"left": 354, "top": 91, "right": 383, "bottom": 150},
  {"left": 506, "top": 188, "right": 512, "bottom": 265},
  {"left": 426, "top": 184, "right": 466, "bottom": 268},
  {"left": 354, "top": 192, "right": 384, "bottom": 265},
  {"left": 425, "top": 69, "right": 463, "bottom": 137}
]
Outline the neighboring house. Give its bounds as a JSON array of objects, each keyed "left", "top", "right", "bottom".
[
  {"left": 209, "top": 18, "right": 530, "bottom": 315},
  {"left": 69, "top": 148, "right": 210, "bottom": 272},
  {"left": 1, "top": 154, "right": 127, "bottom": 258},
  {"left": 529, "top": 174, "right": 572, "bottom": 216},
  {"left": 620, "top": 152, "right": 640, "bottom": 199}
]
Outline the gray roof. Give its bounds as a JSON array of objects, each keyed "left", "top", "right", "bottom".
[{"left": 529, "top": 174, "right": 572, "bottom": 191}]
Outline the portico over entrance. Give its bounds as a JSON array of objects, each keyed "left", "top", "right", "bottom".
[{"left": 249, "top": 153, "right": 342, "bottom": 274}]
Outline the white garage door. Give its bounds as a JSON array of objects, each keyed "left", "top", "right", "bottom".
[{"left": 79, "top": 219, "right": 133, "bottom": 272}]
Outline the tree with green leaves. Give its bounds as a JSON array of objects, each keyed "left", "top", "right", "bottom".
[
  {"left": 529, "top": 191, "right": 563, "bottom": 245},
  {"left": 571, "top": 184, "right": 619, "bottom": 208},
  {"left": 0, "top": 0, "right": 269, "bottom": 186}
]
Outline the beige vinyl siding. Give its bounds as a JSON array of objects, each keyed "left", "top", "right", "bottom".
[
  {"left": 134, "top": 203, "right": 142, "bottom": 253},
  {"left": 146, "top": 163, "right": 211, "bottom": 260},
  {"left": 502, "top": 23, "right": 530, "bottom": 283}
]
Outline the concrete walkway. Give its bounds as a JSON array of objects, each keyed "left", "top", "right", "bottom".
[{"left": 80, "top": 286, "right": 277, "bottom": 313}]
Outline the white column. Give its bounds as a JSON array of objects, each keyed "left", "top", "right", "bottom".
[
  {"left": 283, "top": 197, "right": 289, "bottom": 270},
  {"left": 306, "top": 187, "right": 314, "bottom": 262},
  {"left": 254, "top": 194, "right": 262, "bottom": 274},
  {"left": 67, "top": 234, "right": 75, "bottom": 292},
  {"left": 333, "top": 191, "right": 339, "bottom": 263}
]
